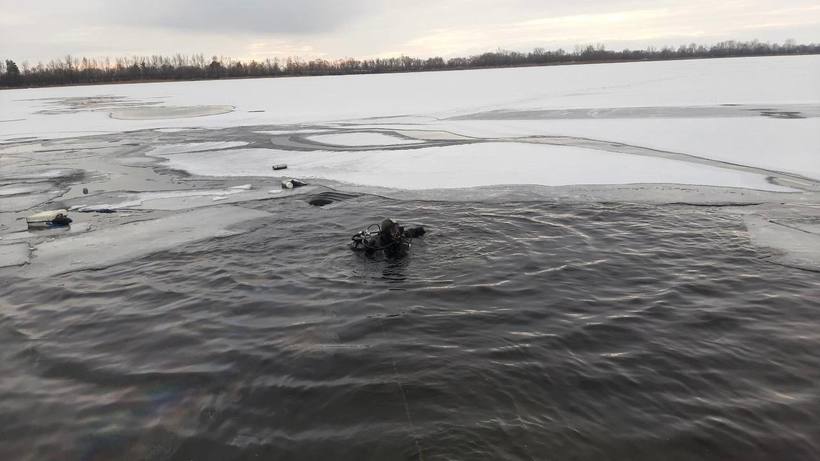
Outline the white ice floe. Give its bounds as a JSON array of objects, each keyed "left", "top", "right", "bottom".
[
  {"left": 0, "top": 143, "right": 44, "bottom": 154},
  {"left": 1, "top": 222, "right": 94, "bottom": 242},
  {"left": 0, "top": 192, "right": 66, "bottom": 213},
  {"left": 306, "top": 132, "right": 421, "bottom": 146},
  {"left": 41, "top": 140, "right": 130, "bottom": 150},
  {"left": 22, "top": 206, "right": 270, "bottom": 276},
  {"left": 744, "top": 214, "right": 820, "bottom": 272},
  {"left": 445, "top": 118, "right": 820, "bottom": 181},
  {"left": 0, "top": 168, "right": 78, "bottom": 181},
  {"left": 155, "top": 144, "right": 793, "bottom": 191},
  {"left": 0, "top": 184, "right": 52, "bottom": 197},
  {"left": 73, "top": 185, "right": 264, "bottom": 211},
  {"left": 0, "top": 243, "right": 29, "bottom": 268}
]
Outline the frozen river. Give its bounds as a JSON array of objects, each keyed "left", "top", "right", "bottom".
[{"left": 1, "top": 56, "right": 819, "bottom": 460}]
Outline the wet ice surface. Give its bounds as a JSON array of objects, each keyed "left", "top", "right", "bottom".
[
  {"left": 109, "top": 105, "right": 234, "bottom": 120},
  {"left": 306, "top": 132, "right": 423, "bottom": 146},
  {"left": 20, "top": 206, "right": 270, "bottom": 277},
  {"left": 0, "top": 56, "right": 819, "bottom": 459},
  {"left": 0, "top": 243, "right": 28, "bottom": 268},
  {"left": 146, "top": 141, "right": 249, "bottom": 156},
  {"left": 155, "top": 144, "right": 795, "bottom": 192},
  {"left": 445, "top": 118, "right": 820, "bottom": 181},
  {"left": 68, "top": 185, "right": 271, "bottom": 212},
  {"left": 728, "top": 204, "right": 820, "bottom": 272}
]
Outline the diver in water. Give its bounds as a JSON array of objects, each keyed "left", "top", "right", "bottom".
[{"left": 350, "top": 218, "right": 426, "bottom": 258}]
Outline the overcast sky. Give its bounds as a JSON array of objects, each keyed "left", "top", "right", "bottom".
[{"left": 2, "top": 0, "right": 819, "bottom": 64}]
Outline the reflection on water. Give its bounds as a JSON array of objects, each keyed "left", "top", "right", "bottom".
[{"left": 1, "top": 197, "right": 819, "bottom": 461}]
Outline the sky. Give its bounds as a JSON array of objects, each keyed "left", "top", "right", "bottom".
[{"left": 1, "top": 0, "right": 819, "bottom": 64}]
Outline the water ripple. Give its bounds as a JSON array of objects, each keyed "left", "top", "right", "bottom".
[{"left": 1, "top": 199, "right": 819, "bottom": 460}]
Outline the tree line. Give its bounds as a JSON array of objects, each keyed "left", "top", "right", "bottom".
[{"left": 1, "top": 40, "right": 818, "bottom": 88}]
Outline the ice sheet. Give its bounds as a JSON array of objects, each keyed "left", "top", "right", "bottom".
[
  {"left": 156, "top": 144, "right": 792, "bottom": 191},
  {"left": 394, "top": 129, "right": 476, "bottom": 141},
  {"left": 744, "top": 214, "right": 820, "bottom": 272},
  {"left": 110, "top": 105, "right": 234, "bottom": 120},
  {"left": 254, "top": 129, "right": 327, "bottom": 135},
  {"left": 0, "top": 243, "right": 29, "bottom": 268},
  {"left": 2, "top": 56, "right": 816, "bottom": 193},
  {"left": 2, "top": 56, "right": 818, "bottom": 142},
  {"left": 146, "top": 142, "right": 248, "bottom": 157},
  {"left": 22, "top": 206, "right": 270, "bottom": 276},
  {"left": 1, "top": 222, "right": 93, "bottom": 242},
  {"left": 0, "top": 184, "right": 52, "bottom": 197},
  {"left": 155, "top": 128, "right": 192, "bottom": 133},
  {"left": 69, "top": 185, "right": 269, "bottom": 211},
  {"left": 0, "top": 143, "right": 44, "bottom": 154},
  {"left": 307, "top": 132, "right": 421, "bottom": 146},
  {"left": 0, "top": 192, "right": 65, "bottom": 213},
  {"left": 442, "top": 118, "right": 820, "bottom": 181}
]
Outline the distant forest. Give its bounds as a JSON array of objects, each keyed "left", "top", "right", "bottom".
[{"left": 1, "top": 40, "right": 818, "bottom": 88}]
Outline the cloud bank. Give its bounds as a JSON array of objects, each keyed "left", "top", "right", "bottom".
[{"left": 1, "top": 0, "right": 818, "bottom": 63}]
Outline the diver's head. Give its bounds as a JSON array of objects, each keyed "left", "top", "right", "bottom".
[{"left": 381, "top": 218, "right": 401, "bottom": 240}]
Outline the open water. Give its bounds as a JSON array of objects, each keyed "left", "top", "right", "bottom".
[{"left": 1, "top": 196, "right": 818, "bottom": 460}]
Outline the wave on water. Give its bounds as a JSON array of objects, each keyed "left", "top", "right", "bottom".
[{"left": 1, "top": 198, "right": 819, "bottom": 460}]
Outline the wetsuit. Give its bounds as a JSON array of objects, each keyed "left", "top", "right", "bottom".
[{"left": 351, "top": 218, "right": 425, "bottom": 258}]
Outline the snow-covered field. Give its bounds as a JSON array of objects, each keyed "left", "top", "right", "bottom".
[{"left": 1, "top": 55, "right": 819, "bottom": 271}]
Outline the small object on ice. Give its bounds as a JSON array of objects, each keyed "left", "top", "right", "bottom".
[
  {"left": 268, "top": 190, "right": 281, "bottom": 194},
  {"left": 212, "top": 196, "right": 227, "bottom": 201},
  {"left": 82, "top": 187, "right": 89, "bottom": 194},
  {"left": 281, "top": 179, "right": 308, "bottom": 189},
  {"left": 229, "top": 184, "right": 253, "bottom": 190},
  {"left": 26, "top": 209, "right": 73, "bottom": 229},
  {"left": 272, "top": 164, "right": 288, "bottom": 170},
  {"left": 77, "top": 204, "right": 116, "bottom": 213}
]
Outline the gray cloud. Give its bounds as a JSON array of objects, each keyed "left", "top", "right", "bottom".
[
  {"left": 1, "top": 0, "right": 818, "bottom": 64},
  {"left": 102, "top": 0, "right": 374, "bottom": 34}
]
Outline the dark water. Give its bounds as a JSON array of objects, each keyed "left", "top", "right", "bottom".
[{"left": 1, "top": 197, "right": 819, "bottom": 461}]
